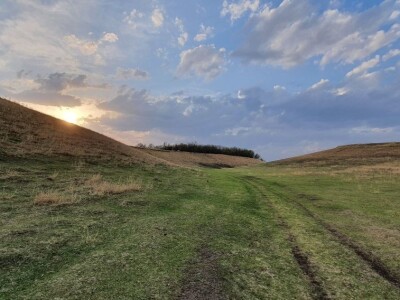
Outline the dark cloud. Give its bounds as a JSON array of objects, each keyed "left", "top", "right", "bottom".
[
  {"left": 15, "top": 90, "right": 81, "bottom": 107},
  {"left": 16, "top": 69, "right": 32, "bottom": 79},
  {"left": 116, "top": 68, "right": 149, "bottom": 80},
  {"left": 11, "top": 72, "right": 109, "bottom": 107},
  {"left": 96, "top": 74, "right": 400, "bottom": 159},
  {"left": 34, "top": 72, "right": 107, "bottom": 91},
  {"left": 98, "top": 87, "right": 263, "bottom": 136}
]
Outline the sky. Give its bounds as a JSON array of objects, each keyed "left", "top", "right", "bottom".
[{"left": 1, "top": 0, "right": 400, "bottom": 160}]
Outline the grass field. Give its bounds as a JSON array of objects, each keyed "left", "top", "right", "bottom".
[{"left": 1, "top": 156, "right": 399, "bottom": 299}]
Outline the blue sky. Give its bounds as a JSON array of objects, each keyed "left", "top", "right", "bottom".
[{"left": 1, "top": 0, "right": 399, "bottom": 160}]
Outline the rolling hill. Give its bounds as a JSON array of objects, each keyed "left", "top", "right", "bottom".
[
  {"left": 270, "top": 142, "right": 400, "bottom": 166},
  {"left": 1, "top": 97, "right": 400, "bottom": 299},
  {"left": 0, "top": 97, "right": 260, "bottom": 167}
]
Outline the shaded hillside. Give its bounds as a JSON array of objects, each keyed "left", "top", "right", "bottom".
[
  {"left": 270, "top": 143, "right": 400, "bottom": 166},
  {"left": 141, "top": 148, "right": 261, "bottom": 168},
  {"left": 0, "top": 98, "right": 260, "bottom": 167},
  {"left": 0, "top": 98, "right": 164, "bottom": 164}
]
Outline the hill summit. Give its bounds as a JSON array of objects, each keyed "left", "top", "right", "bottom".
[{"left": 271, "top": 143, "right": 400, "bottom": 166}]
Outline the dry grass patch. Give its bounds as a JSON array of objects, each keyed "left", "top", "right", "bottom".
[
  {"left": 85, "top": 174, "right": 142, "bottom": 196},
  {"left": 0, "top": 170, "right": 21, "bottom": 180},
  {"left": 33, "top": 191, "right": 78, "bottom": 206}
]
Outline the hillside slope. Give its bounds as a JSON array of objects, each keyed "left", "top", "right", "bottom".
[
  {"left": 141, "top": 148, "right": 260, "bottom": 168},
  {"left": 271, "top": 143, "right": 400, "bottom": 166},
  {"left": 0, "top": 98, "right": 260, "bottom": 167},
  {"left": 0, "top": 98, "right": 164, "bottom": 164}
]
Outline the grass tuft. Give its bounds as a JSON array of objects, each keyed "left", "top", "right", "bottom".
[
  {"left": 85, "top": 174, "right": 142, "bottom": 196},
  {"left": 33, "top": 191, "right": 78, "bottom": 206}
]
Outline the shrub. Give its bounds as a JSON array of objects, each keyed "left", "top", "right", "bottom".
[{"left": 158, "top": 142, "right": 262, "bottom": 159}]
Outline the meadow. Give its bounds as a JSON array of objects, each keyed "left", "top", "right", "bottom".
[{"left": 1, "top": 156, "right": 399, "bottom": 299}]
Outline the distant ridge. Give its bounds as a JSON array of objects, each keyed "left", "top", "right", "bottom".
[
  {"left": 0, "top": 98, "right": 260, "bottom": 167},
  {"left": 270, "top": 142, "right": 400, "bottom": 166}
]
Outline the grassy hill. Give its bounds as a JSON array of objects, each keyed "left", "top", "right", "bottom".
[
  {"left": 0, "top": 98, "right": 260, "bottom": 168},
  {"left": 1, "top": 97, "right": 399, "bottom": 299},
  {"left": 271, "top": 142, "right": 400, "bottom": 166},
  {"left": 0, "top": 97, "right": 161, "bottom": 164}
]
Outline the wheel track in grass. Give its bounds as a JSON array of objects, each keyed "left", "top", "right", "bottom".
[
  {"left": 177, "top": 246, "right": 225, "bottom": 300},
  {"left": 255, "top": 177, "right": 400, "bottom": 290},
  {"left": 242, "top": 176, "right": 330, "bottom": 300}
]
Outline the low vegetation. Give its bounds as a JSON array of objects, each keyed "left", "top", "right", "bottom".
[
  {"left": 33, "top": 191, "right": 77, "bottom": 206},
  {"left": 157, "top": 142, "right": 261, "bottom": 159},
  {"left": 85, "top": 174, "right": 142, "bottom": 196},
  {"left": 1, "top": 97, "right": 399, "bottom": 299},
  {"left": 1, "top": 155, "right": 399, "bottom": 299}
]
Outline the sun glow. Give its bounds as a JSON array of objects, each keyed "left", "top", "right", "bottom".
[{"left": 62, "top": 111, "right": 78, "bottom": 124}]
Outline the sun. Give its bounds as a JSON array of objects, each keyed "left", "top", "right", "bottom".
[{"left": 62, "top": 111, "right": 78, "bottom": 124}]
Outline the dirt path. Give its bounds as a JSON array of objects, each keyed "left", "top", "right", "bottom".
[{"left": 177, "top": 247, "right": 226, "bottom": 300}]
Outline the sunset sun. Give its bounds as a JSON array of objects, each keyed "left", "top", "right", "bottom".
[{"left": 62, "top": 111, "right": 78, "bottom": 124}]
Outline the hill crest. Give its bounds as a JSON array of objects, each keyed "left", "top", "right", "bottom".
[
  {"left": 0, "top": 97, "right": 260, "bottom": 168},
  {"left": 270, "top": 142, "right": 400, "bottom": 166}
]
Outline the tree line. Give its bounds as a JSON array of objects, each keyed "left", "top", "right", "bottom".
[{"left": 136, "top": 142, "right": 262, "bottom": 160}]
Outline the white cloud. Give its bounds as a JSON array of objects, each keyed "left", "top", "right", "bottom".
[
  {"left": 273, "top": 85, "right": 286, "bottom": 91},
  {"left": 350, "top": 126, "right": 394, "bottom": 134},
  {"left": 334, "top": 87, "right": 349, "bottom": 96},
  {"left": 116, "top": 67, "right": 149, "bottom": 80},
  {"left": 177, "top": 45, "right": 226, "bottom": 80},
  {"left": 64, "top": 35, "right": 98, "bottom": 55},
  {"left": 123, "top": 9, "right": 144, "bottom": 28},
  {"left": 64, "top": 32, "right": 118, "bottom": 56},
  {"left": 155, "top": 48, "right": 168, "bottom": 60},
  {"left": 383, "top": 49, "right": 400, "bottom": 61},
  {"left": 390, "top": 10, "right": 400, "bottom": 20},
  {"left": 346, "top": 55, "right": 380, "bottom": 78},
  {"left": 0, "top": 3, "right": 83, "bottom": 73},
  {"left": 235, "top": 0, "right": 400, "bottom": 68},
  {"left": 101, "top": 32, "right": 119, "bottom": 43},
  {"left": 178, "top": 33, "right": 189, "bottom": 47},
  {"left": 221, "top": 0, "right": 260, "bottom": 21},
  {"left": 151, "top": 8, "right": 164, "bottom": 28},
  {"left": 385, "top": 66, "right": 396, "bottom": 72},
  {"left": 237, "top": 90, "right": 246, "bottom": 99},
  {"left": 309, "top": 79, "right": 329, "bottom": 90},
  {"left": 194, "top": 24, "right": 214, "bottom": 42},
  {"left": 175, "top": 18, "right": 188, "bottom": 47},
  {"left": 0, "top": 1, "right": 124, "bottom": 76}
]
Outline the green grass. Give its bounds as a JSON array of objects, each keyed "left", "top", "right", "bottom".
[{"left": 1, "top": 158, "right": 399, "bottom": 299}]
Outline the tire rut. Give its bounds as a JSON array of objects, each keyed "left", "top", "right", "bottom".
[
  {"left": 243, "top": 178, "right": 331, "bottom": 300},
  {"left": 177, "top": 246, "right": 226, "bottom": 300},
  {"left": 264, "top": 180, "right": 400, "bottom": 290}
]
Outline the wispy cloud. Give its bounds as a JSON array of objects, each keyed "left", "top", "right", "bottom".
[
  {"left": 194, "top": 24, "right": 214, "bottom": 42},
  {"left": 177, "top": 45, "right": 227, "bottom": 80},
  {"left": 346, "top": 56, "right": 380, "bottom": 78},
  {"left": 221, "top": 0, "right": 260, "bottom": 22},
  {"left": 116, "top": 68, "right": 150, "bottom": 80},
  {"left": 151, "top": 8, "right": 164, "bottom": 28},
  {"left": 235, "top": 0, "right": 400, "bottom": 67}
]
